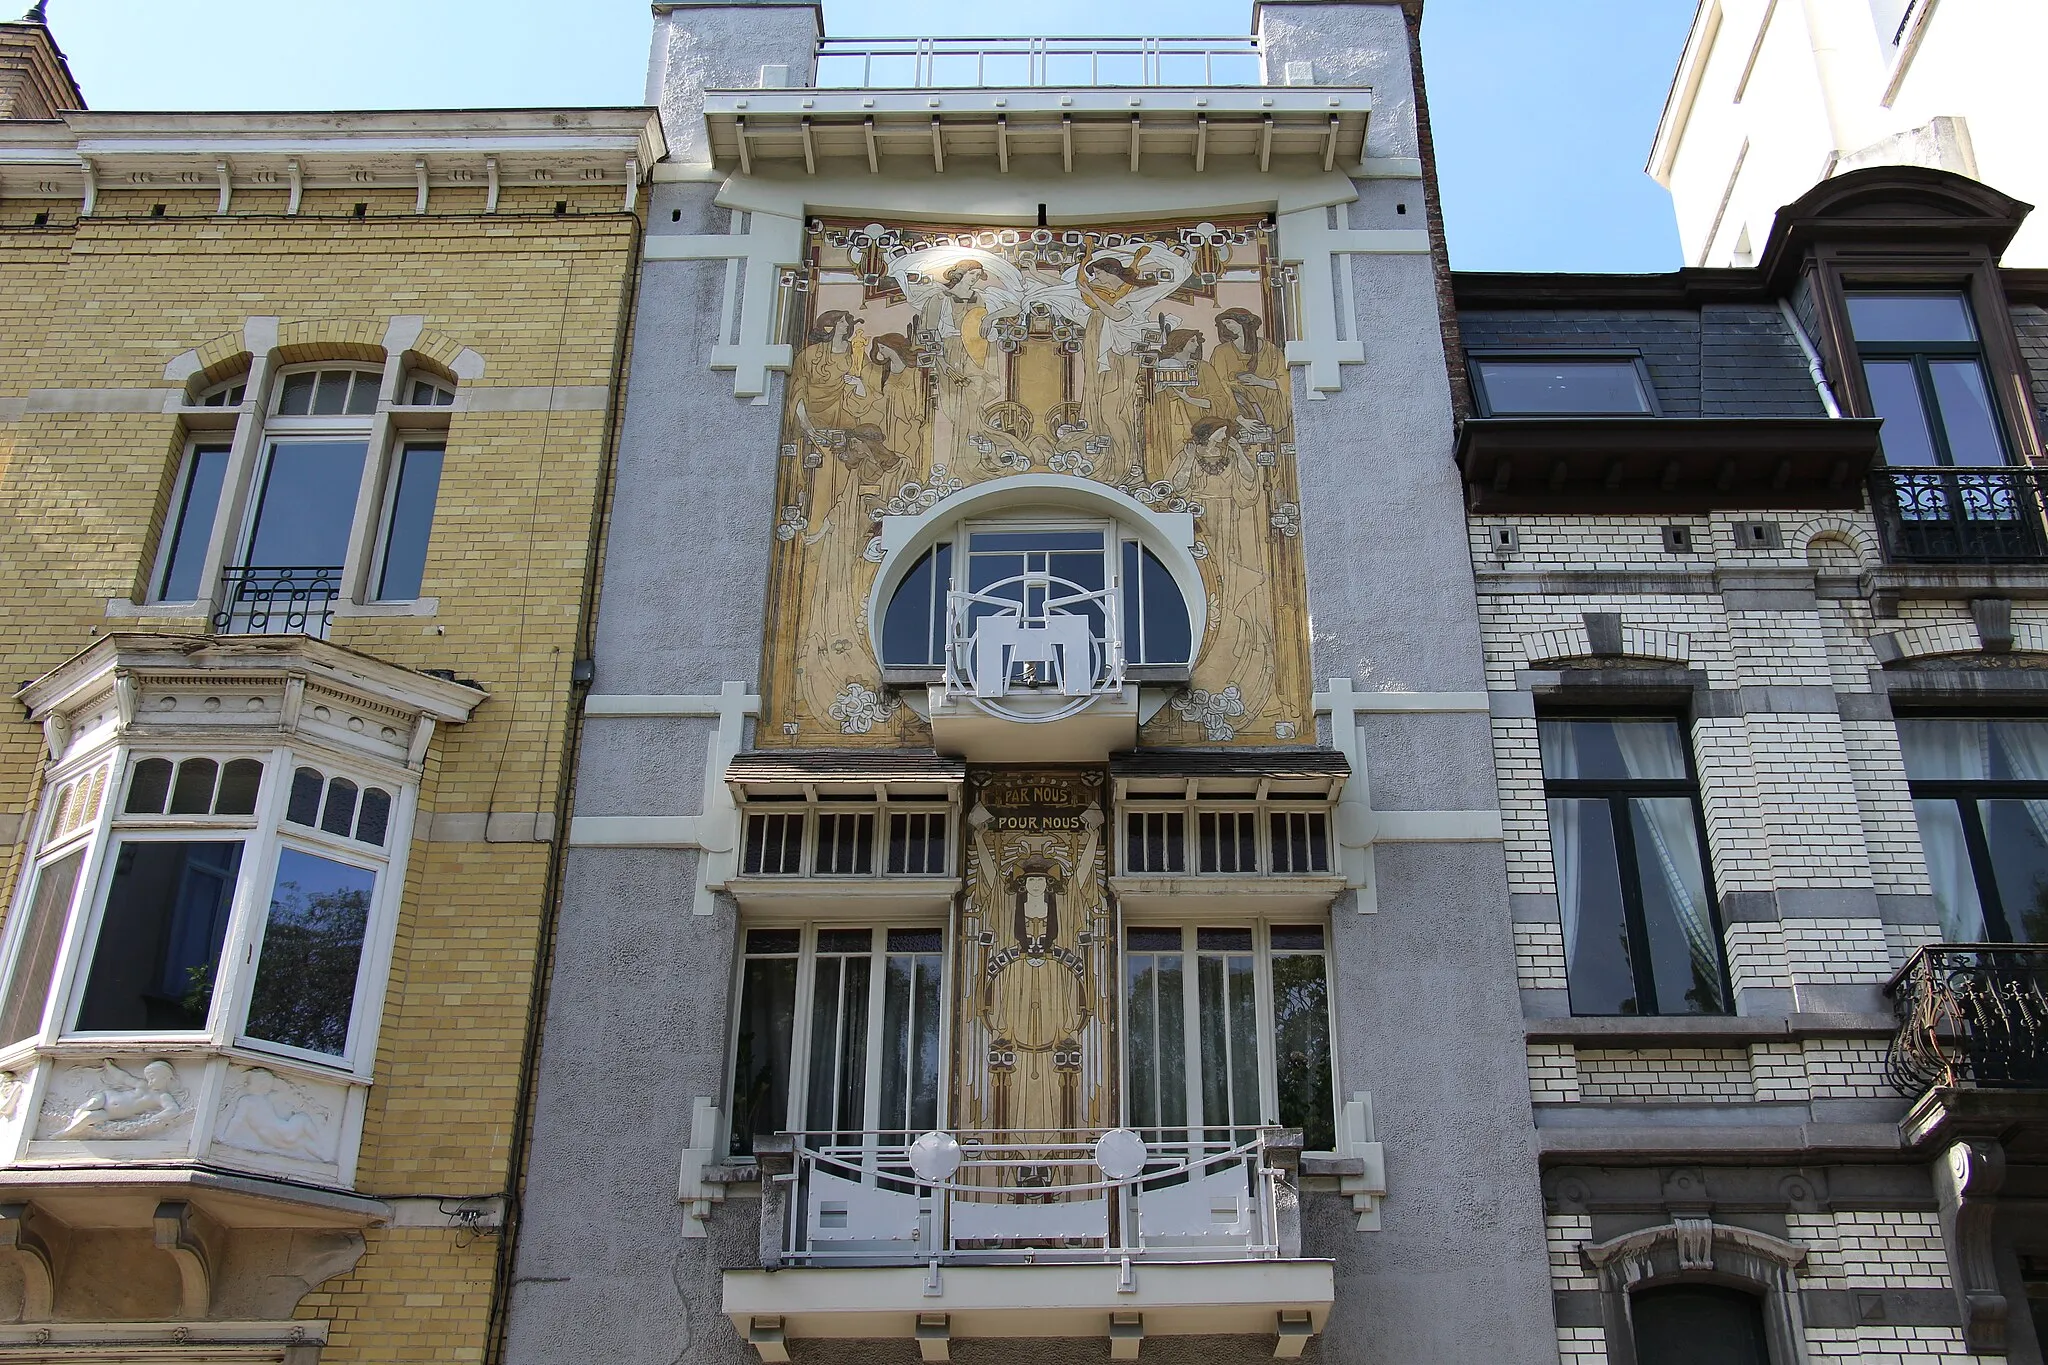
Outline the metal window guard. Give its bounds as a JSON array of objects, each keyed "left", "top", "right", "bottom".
[
  {"left": 1866, "top": 466, "right": 2048, "bottom": 563},
  {"left": 944, "top": 577, "right": 1126, "bottom": 719},
  {"left": 813, "top": 36, "right": 1265, "bottom": 90},
  {"left": 212, "top": 565, "right": 342, "bottom": 638},
  {"left": 757, "top": 1127, "right": 1301, "bottom": 1269},
  {"left": 1884, "top": 943, "right": 2048, "bottom": 1095}
]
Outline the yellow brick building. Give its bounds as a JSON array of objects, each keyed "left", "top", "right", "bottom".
[{"left": 0, "top": 12, "right": 660, "bottom": 1360}]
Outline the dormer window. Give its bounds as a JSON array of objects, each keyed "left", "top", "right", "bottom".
[
  {"left": 1469, "top": 353, "right": 1657, "bottom": 417},
  {"left": 1848, "top": 292, "right": 2009, "bottom": 468}
]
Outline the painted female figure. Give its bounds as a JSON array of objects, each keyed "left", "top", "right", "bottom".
[
  {"left": 1143, "top": 328, "right": 1226, "bottom": 485},
  {"left": 1069, "top": 243, "right": 1194, "bottom": 479},
  {"left": 863, "top": 331, "right": 931, "bottom": 484},
  {"left": 1168, "top": 418, "right": 1278, "bottom": 726},
  {"left": 794, "top": 424, "right": 905, "bottom": 730},
  {"left": 791, "top": 309, "right": 869, "bottom": 436},
  {"left": 1212, "top": 307, "right": 1288, "bottom": 448}
]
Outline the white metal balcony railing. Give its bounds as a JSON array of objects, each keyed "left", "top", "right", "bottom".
[
  {"left": 766, "top": 1127, "right": 1292, "bottom": 1267},
  {"left": 944, "top": 575, "right": 1126, "bottom": 721},
  {"left": 813, "top": 36, "right": 1265, "bottom": 90}
]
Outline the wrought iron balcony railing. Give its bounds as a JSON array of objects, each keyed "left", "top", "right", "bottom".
[
  {"left": 813, "top": 36, "right": 1265, "bottom": 90},
  {"left": 213, "top": 565, "right": 341, "bottom": 639},
  {"left": 1885, "top": 943, "right": 2048, "bottom": 1095},
  {"left": 757, "top": 1127, "right": 1299, "bottom": 1268},
  {"left": 1867, "top": 466, "right": 2048, "bottom": 562}
]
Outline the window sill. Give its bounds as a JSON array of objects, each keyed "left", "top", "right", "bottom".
[
  {"left": 1523, "top": 1012, "right": 1896, "bottom": 1045},
  {"left": 332, "top": 597, "right": 439, "bottom": 619},
  {"left": 1110, "top": 873, "right": 1347, "bottom": 915},
  {"left": 725, "top": 875, "right": 961, "bottom": 918},
  {"left": 105, "top": 598, "right": 209, "bottom": 619}
]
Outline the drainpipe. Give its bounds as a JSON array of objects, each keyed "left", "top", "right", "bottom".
[{"left": 1778, "top": 297, "right": 1843, "bottom": 418}]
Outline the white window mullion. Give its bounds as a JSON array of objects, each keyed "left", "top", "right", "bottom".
[
  {"left": 860, "top": 927, "right": 890, "bottom": 1178},
  {"left": 785, "top": 926, "right": 820, "bottom": 1141},
  {"left": 211, "top": 745, "right": 294, "bottom": 1049},
  {"left": 193, "top": 351, "right": 277, "bottom": 616},
  {"left": 1178, "top": 925, "right": 1203, "bottom": 1145},
  {"left": 1253, "top": 921, "right": 1280, "bottom": 1128}
]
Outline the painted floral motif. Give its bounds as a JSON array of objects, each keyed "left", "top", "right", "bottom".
[
  {"left": 1171, "top": 684, "right": 1247, "bottom": 741},
  {"left": 1271, "top": 502, "right": 1302, "bottom": 538},
  {"left": 828, "top": 682, "right": 901, "bottom": 735},
  {"left": 774, "top": 505, "right": 807, "bottom": 541},
  {"left": 870, "top": 465, "right": 964, "bottom": 519}
]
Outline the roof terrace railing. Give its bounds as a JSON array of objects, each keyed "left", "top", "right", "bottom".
[{"left": 813, "top": 36, "right": 1265, "bottom": 90}]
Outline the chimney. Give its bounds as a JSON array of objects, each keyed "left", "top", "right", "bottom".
[{"left": 0, "top": 2, "right": 86, "bottom": 120}]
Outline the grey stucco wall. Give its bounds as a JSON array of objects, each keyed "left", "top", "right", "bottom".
[{"left": 508, "top": 3, "right": 1554, "bottom": 1362}]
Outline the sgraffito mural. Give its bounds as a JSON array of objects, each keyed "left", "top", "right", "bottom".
[
  {"left": 760, "top": 215, "right": 1313, "bottom": 748},
  {"left": 953, "top": 769, "right": 1115, "bottom": 1140}
]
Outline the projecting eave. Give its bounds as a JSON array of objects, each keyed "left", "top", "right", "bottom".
[
  {"left": 1645, "top": 0, "right": 1715, "bottom": 185},
  {"left": 699, "top": 86, "right": 1369, "bottom": 175},
  {"left": 0, "top": 107, "right": 665, "bottom": 206}
]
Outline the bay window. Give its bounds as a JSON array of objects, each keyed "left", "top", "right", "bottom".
[
  {"left": 1123, "top": 922, "right": 1335, "bottom": 1151},
  {"left": 1899, "top": 717, "right": 2048, "bottom": 944},
  {"left": 0, "top": 748, "right": 407, "bottom": 1071},
  {"left": 1540, "top": 717, "right": 1730, "bottom": 1017}
]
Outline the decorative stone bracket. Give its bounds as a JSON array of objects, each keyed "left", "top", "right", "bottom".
[
  {"left": 1934, "top": 1137, "right": 2008, "bottom": 1354},
  {"left": 678, "top": 1096, "right": 727, "bottom": 1236},
  {"left": 1336, "top": 1092, "right": 1386, "bottom": 1231}
]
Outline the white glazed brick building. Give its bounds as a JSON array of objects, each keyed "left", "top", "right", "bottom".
[{"left": 1455, "top": 161, "right": 2048, "bottom": 1363}]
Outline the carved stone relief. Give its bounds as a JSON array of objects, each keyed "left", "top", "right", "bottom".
[
  {"left": 38, "top": 1059, "right": 191, "bottom": 1142},
  {"left": 215, "top": 1066, "right": 340, "bottom": 1167}
]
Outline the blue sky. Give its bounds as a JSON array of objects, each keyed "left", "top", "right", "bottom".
[{"left": 41, "top": 0, "right": 1694, "bottom": 272}]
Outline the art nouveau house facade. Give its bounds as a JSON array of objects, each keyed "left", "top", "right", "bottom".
[
  {"left": 505, "top": 1, "right": 1562, "bottom": 1361},
  {"left": 1454, "top": 168, "right": 2048, "bottom": 1361},
  {"left": 0, "top": 10, "right": 660, "bottom": 1359}
]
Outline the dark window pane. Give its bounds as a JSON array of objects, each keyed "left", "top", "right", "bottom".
[
  {"left": 1197, "top": 927, "right": 1254, "bottom": 952},
  {"left": 885, "top": 928, "right": 943, "bottom": 954},
  {"left": 1552, "top": 798, "right": 1638, "bottom": 1015},
  {"left": 815, "top": 812, "right": 874, "bottom": 875},
  {"left": 1127, "top": 926, "right": 1182, "bottom": 953},
  {"left": 881, "top": 546, "right": 942, "bottom": 667},
  {"left": 158, "top": 446, "right": 229, "bottom": 601},
  {"left": 320, "top": 778, "right": 358, "bottom": 838},
  {"left": 242, "top": 847, "right": 373, "bottom": 1056},
  {"left": 744, "top": 928, "right": 800, "bottom": 955},
  {"left": 1629, "top": 798, "right": 1726, "bottom": 1013},
  {"left": 1847, "top": 293, "right": 1977, "bottom": 343},
  {"left": 0, "top": 851, "right": 85, "bottom": 1046},
  {"left": 246, "top": 440, "right": 368, "bottom": 568},
  {"left": 168, "top": 758, "right": 218, "bottom": 815},
  {"left": 807, "top": 953, "right": 871, "bottom": 1141},
  {"left": 1929, "top": 361, "right": 2007, "bottom": 467},
  {"left": 126, "top": 758, "right": 174, "bottom": 814},
  {"left": 1913, "top": 798, "right": 1991, "bottom": 943},
  {"left": 816, "top": 927, "right": 872, "bottom": 954},
  {"left": 1630, "top": 1284, "right": 1770, "bottom": 1365},
  {"left": 215, "top": 759, "right": 263, "bottom": 815},
  {"left": 355, "top": 788, "right": 392, "bottom": 846},
  {"left": 77, "top": 839, "right": 243, "bottom": 1031},
  {"left": 880, "top": 946, "right": 943, "bottom": 1133},
  {"left": 276, "top": 372, "right": 315, "bottom": 416},
  {"left": 286, "top": 767, "right": 324, "bottom": 827},
  {"left": 1270, "top": 925, "right": 1325, "bottom": 951},
  {"left": 1125, "top": 943, "right": 1185, "bottom": 1130},
  {"left": 729, "top": 953, "right": 798, "bottom": 1156},
  {"left": 743, "top": 812, "right": 802, "bottom": 875},
  {"left": 1271, "top": 949, "right": 1333, "bottom": 1151},
  {"left": 377, "top": 444, "right": 444, "bottom": 601},
  {"left": 312, "top": 371, "right": 351, "bottom": 416},
  {"left": 1978, "top": 800, "right": 2048, "bottom": 943},
  {"left": 1538, "top": 719, "right": 1688, "bottom": 781},
  {"left": 1138, "top": 544, "right": 1192, "bottom": 665},
  {"left": 1474, "top": 358, "right": 1651, "bottom": 415},
  {"left": 344, "top": 372, "right": 379, "bottom": 415},
  {"left": 1864, "top": 360, "right": 1939, "bottom": 466}
]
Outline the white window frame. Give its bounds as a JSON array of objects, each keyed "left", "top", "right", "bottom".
[
  {"left": 365, "top": 438, "right": 449, "bottom": 605},
  {"left": 737, "top": 797, "right": 955, "bottom": 880},
  {"left": 725, "top": 920, "right": 953, "bottom": 1156},
  {"left": 148, "top": 356, "right": 457, "bottom": 613},
  {"left": 1116, "top": 794, "right": 1337, "bottom": 877},
  {"left": 0, "top": 742, "right": 416, "bottom": 1080},
  {"left": 1114, "top": 916, "right": 1338, "bottom": 1150},
  {"left": 149, "top": 437, "right": 236, "bottom": 605}
]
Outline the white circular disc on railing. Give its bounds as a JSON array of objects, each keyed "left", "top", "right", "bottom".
[
  {"left": 1094, "top": 1127, "right": 1149, "bottom": 1181},
  {"left": 907, "top": 1130, "right": 963, "bottom": 1182}
]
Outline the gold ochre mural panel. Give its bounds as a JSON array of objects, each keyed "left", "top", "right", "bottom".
[{"left": 759, "top": 216, "right": 1312, "bottom": 748}]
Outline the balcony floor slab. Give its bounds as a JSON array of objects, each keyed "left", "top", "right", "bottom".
[{"left": 722, "top": 1258, "right": 1334, "bottom": 1343}]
